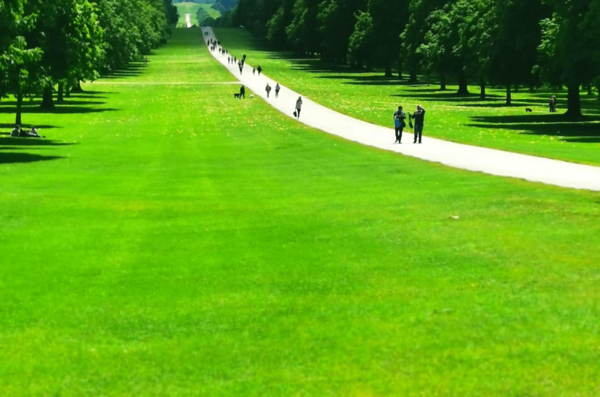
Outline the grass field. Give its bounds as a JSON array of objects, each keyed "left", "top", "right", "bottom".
[
  {"left": 1, "top": 29, "right": 600, "bottom": 396},
  {"left": 214, "top": 28, "right": 600, "bottom": 166}
]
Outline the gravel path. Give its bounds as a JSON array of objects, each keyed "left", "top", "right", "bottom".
[{"left": 204, "top": 28, "right": 600, "bottom": 191}]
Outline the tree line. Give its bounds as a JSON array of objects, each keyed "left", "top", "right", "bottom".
[
  {"left": 217, "top": 0, "right": 600, "bottom": 116},
  {"left": 0, "top": 0, "right": 178, "bottom": 125}
]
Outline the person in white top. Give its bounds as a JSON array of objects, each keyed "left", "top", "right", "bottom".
[{"left": 295, "top": 97, "right": 303, "bottom": 119}]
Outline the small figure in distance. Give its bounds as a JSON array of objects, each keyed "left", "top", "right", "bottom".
[
  {"left": 393, "top": 105, "right": 406, "bottom": 143},
  {"left": 549, "top": 95, "right": 557, "bottom": 113},
  {"left": 28, "top": 126, "right": 43, "bottom": 138},
  {"left": 253, "top": 68, "right": 256, "bottom": 75},
  {"left": 228, "top": 57, "right": 230, "bottom": 64},
  {"left": 275, "top": 83, "right": 280, "bottom": 98},
  {"left": 240, "top": 85, "right": 245, "bottom": 99},
  {"left": 265, "top": 83, "right": 272, "bottom": 98},
  {"left": 238, "top": 61, "right": 243, "bottom": 75},
  {"left": 257, "top": 65, "right": 262, "bottom": 75},
  {"left": 243, "top": 54, "right": 246, "bottom": 61},
  {"left": 409, "top": 105, "right": 426, "bottom": 144},
  {"left": 295, "top": 96, "right": 303, "bottom": 119}
]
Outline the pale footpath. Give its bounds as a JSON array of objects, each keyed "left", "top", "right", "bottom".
[{"left": 203, "top": 27, "right": 600, "bottom": 191}]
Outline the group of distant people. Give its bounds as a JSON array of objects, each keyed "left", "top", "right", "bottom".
[
  {"left": 11, "top": 125, "right": 44, "bottom": 138},
  {"left": 393, "top": 105, "right": 426, "bottom": 144}
]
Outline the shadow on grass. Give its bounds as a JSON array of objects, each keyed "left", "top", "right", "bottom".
[
  {"left": 467, "top": 114, "right": 600, "bottom": 141},
  {"left": 0, "top": 137, "right": 76, "bottom": 146},
  {"left": 0, "top": 106, "right": 118, "bottom": 115},
  {"left": 0, "top": 152, "right": 65, "bottom": 164},
  {"left": 0, "top": 123, "right": 60, "bottom": 130},
  {"left": 0, "top": 100, "right": 106, "bottom": 107}
]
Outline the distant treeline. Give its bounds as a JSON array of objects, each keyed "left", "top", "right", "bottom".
[{"left": 214, "top": 0, "right": 600, "bottom": 117}]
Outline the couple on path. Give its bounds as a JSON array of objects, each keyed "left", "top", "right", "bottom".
[
  {"left": 265, "top": 83, "right": 280, "bottom": 98},
  {"left": 393, "top": 105, "right": 426, "bottom": 144}
]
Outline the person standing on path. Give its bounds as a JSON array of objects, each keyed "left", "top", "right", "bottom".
[
  {"left": 257, "top": 65, "right": 262, "bottom": 75},
  {"left": 253, "top": 68, "right": 256, "bottom": 75},
  {"left": 238, "top": 61, "right": 243, "bottom": 75},
  {"left": 265, "top": 83, "right": 272, "bottom": 98},
  {"left": 275, "top": 83, "right": 280, "bottom": 98},
  {"left": 393, "top": 106, "right": 406, "bottom": 143},
  {"left": 240, "top": 85, "right": 246, "bottom": 99},
  {"left": 295, "top": 96, "right": 303, "bottom": 119},
  {"left": 409, "top": 105, "right": 426, "bottom": 144}
]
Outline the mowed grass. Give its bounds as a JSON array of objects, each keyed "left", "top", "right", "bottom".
[
  {"left": 215, "top": 28, "right": 600, "bottom": 166},
  {"left": 1, "top": 29, "right": 600, "bottom": 396}
]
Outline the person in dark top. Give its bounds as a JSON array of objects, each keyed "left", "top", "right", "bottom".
[
  {"left": 393, "top": 106, "right": 406, "bottom": 143},
  {"left": 257, "top": 65, "right": 262, "bottom": 75},
  {"left": 240, "top": 85, "right": 246, "bottom": 99},
  {"left": 275, "top": 83, "right": 280, "bottom": 98},
  {"left": 549, "top": 95, "right": 557, "bottom": 113},
  {"left": 265, "top": 83, "right": 272, "bottom": 98},
  {"left": 409, "top": 105, "right": 426, "bottom": 144}
]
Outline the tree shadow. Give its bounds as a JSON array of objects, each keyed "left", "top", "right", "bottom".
[
  {"left": 0, "top": 123, "right": 60, "bottom": 130},
  {"left": 467, "top": 113, "right": 600, "bottom": 142},
  {"left": 0, "top": 106, "right": 118, "bottom": 115},
  {"left": 0, "top": 137, "right": 76, "bottom": 146},
  {"left": 0, "top": 152, "right": 65, "bottom": 164},
  {"left": 0, "top": 99, "right": 106, "bottom": 107},
  {"left": 471, "top": 114, "right": 600, "bottom": 124}
]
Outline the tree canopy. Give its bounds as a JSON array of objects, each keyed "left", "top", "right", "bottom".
[
  {"left": 0, "top": 0, "right": 178, "bottom": 124},
  {"left": 223, "top": 0, "right": 599, "bottom": 116}
]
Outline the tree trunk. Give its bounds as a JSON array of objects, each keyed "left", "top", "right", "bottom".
[
  {"left": 409, "top": 69, "right": 418, "bottom": 83},
  {"left": 397, "top": 62, "right": 403, "bottom": 79},
  {"left": 505, "top": 84, "right": 512, "bottom": 105},
  {"left": 587, "top": 84, "right": 593, "bottom": 96},
  {"left": 440, "top": 72, "right": 446, "bottom": 90},
  {"left": 16, "top": 93, "right": 23, "bottom": 126},
  {"left": 57, "top": 83, "right": 64, "bottom": 103},
  {"left": 65, "top": 85, "right": 71, "bottom": 98},
  {"left": 565, "top": 83, "right": 582, "bottom": 117},
  {"left": 457, "top": 70, "right": 469, "bottom": 95},
  {"left": 514, "top": 84, "right": 519, "bottom": 92},
  {"left": 41, "top": 86, "right": 54, "bottom": 109},
  {"left": 480, "top": 80, "right": 486, "bottom": 100},
  {"left": 71, "top": 81, "right": 84, "bottom": 93},
  {"left": 384, "top": 61, "right": 392, "bottom": 78}
]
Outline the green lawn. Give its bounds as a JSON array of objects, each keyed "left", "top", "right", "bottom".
[
  {"left": 1, "top": 29, "right": 600, "bottom": 396},
  {"left": 214, "top": 28, "right": 600, "bottom": 166},
  {"left": 198, "top": 3, "right": 221, "bottom": 20}
]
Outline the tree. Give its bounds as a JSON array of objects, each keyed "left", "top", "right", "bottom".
[
  {"left": 539, "top": 0, "right": 595, "bottom": 117},
  {"left": 348, "top": 11, "right": 373, "bottom": 69},
  {"left": 418, "top": 0, "right": 470, "bottom": 94},
  {"left": 401, "top": 0, "right": 453, "bottom": 83},
  {"left": 0, "top": 0, "right": 44, "bottom": 125},
  {"left": 368, "top": 0, "right": 409, "bottom": 77}
]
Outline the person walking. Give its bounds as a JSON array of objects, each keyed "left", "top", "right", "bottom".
[
  {"left": 549, "top": 95, "right": 557, "bottom": 113},
  {"left": 238, "top": 61, "right": 243, "bottom": 75},
  {"left": 240, "top": 85, "right": 246, "bottom": 99},
  {"left": 275, "top": 83, "right": 280, "bottom": 98},
  {"left": 409, "top": 105, "right": 426, "bottom": 143},
  {"left": 393, "top": 106, "right": 406, "bottom": 143},
  {"left": 295, "top": 96, "right": 303, "bottom": 118},
  {"left": 253, "top": 68, "right": 256, "bottom": 75},
  {"left": 265, "top": 83, "right": 272, "bottom": 98},
  {"left": 257, "top": 65, "right": 262, "bottom": 75}
]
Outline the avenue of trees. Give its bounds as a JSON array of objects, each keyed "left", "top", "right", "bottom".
[
  {"left": 0, "top": 0, "right": 178, "bottom": 124},
  {"left": 220, "top": 0, "right": 600, "bottom": 116}
]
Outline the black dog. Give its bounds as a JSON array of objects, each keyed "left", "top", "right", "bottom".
[
  {"left": 525, "top": 108, "right": 532, "bottom": 113},
  {"left": 234, "top": 93, "right": 241, "bottom": 99}
]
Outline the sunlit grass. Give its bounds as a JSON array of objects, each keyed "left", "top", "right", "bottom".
[{"left": 1, "top": 28, "right": 599, "bottom": 396}]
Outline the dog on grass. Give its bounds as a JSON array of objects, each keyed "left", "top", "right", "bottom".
[
  {"left": 525, "top": 108, "right": 532, "bottom": 113},
  {"left": 233, "top": 93, "right": 241, "bottom": 99}
]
